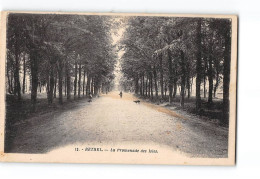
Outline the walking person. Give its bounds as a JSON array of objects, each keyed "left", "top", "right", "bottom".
[{"left": 88, "top": 92, "right": 93, "bottom": 102}]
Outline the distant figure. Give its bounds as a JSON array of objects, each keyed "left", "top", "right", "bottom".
[
  {"left": 119, "top": 91, "right": 123, "bottom": 98},
  {"left": 88, "top": 92, "right": 92, "bottom": 102},
  {"left": 133, "top": 100, "right": 140, "bottom": 104}
]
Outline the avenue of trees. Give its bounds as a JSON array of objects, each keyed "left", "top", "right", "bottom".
[
  {"left": 6, "top": 14, "right": 116, "bottom": 109},
  {"left": 119, "top": 17, "right": 232, "bottom": 123}
]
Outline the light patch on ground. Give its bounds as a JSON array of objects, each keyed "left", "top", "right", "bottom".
[{"left": 103, "top": 91, "right": 186, "bottom": 120}]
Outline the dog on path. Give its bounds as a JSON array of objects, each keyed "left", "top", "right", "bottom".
[{"left": 133, "top": 100, "right": 140, "bottom": 104}]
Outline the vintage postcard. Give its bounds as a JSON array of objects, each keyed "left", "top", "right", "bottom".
[{"left": 0, "top": 11, "right": 237, "bottom": 165}]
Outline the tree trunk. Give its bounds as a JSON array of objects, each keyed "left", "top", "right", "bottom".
[
  {"left": 153, "top": 66, "right": 158, "bottom": 98},
  {"left": 214, "top": 70, "right": 219, "bottom": 98},
  {"left": 204, "top": 72, "right": 206, "bottom": 98},
  {"left": 196, "top": 19, "right": 202, "bottom": 111},
  {"left": 91, "top": 77, "right": 94, "bottom": 95},
  {"left": 66, "top": 60, "right": 71, "bottom": 100},
  {"left": 48, "top": 69, "right": 54, "bottom": 104},
  {"left": 191, "top": 77, "right": 193, "bottom": 97},
  {"left": 39, "top": 83, "right": 41, "bottom": 93},
  {"left": 159, "top": 54, "right": 164, "bottom": 99},
  {"left": 78, "top": 61, "right": 82, "bottom": 98},
  {"left": 180, "top": 51, "right": 186, "bottom": 108},
  {"left": 208, "top": 52, "right": 213, "bottom": 105},
  {"left": 86, "top": 72, "right": 91, "bottom": 96},
  {"left": 7, "top": 70, "right": 13, "bottom": 94},
  {"left": 11, "top": 71, "right": 14, "bottom": 93},
  {"left": 173, "top": 80, "right": 177, "bottom": 98},
  {"left": 134, "top": 77, "right": 139, "bottom": 94},
  {"left": 64, "top": 77, "right": 67, "bottom": 96},
  {"left": 22, "top": 54, "right": 26, "bottom": 94},
  {"left": 145, "top": 77, "right": 147, "bottom": 97},
  {"left": 74, "top": 61, "right": 78, "bottom": 98},
  {"left": 58, "top": 63, "right": 63, "bottom": 104},
  {"left": 167, "top": 49, "right": 173, "bottom": 103},
  {"left": 186, "top": 65, "right": 191, "bottom": 99},
  {"left": 203, "top": 60, "right": 207, "bottom": 98},
  {"left": 148, "top": 77, "right": 150, "bottom": 97},
  {"left": 139, "top": 77, "right": 143, "bottom": 95},
  {"left": 142, "top": 75, "right": 145, "bottom": 96},
  {"left": 164, "top": 81, "right": 167, "bottom": 97},
  {"left": 7, "top": 55, "right": 14, "bottom": 94},
  {"left": 187, "top": 79, "right": 190, "bottom": 99},
  {"left": 30, "top": 53, "right": 38, "bottom": 110},
  {"left": 94, "top": 79, "right": 98, "bottom": 96},
  {"left": 46, "top": 78, "right": 50, "bottom": 100},
  {"left": 173, "top": 65, "right": 177, "bottom": 98},
  {"left": 14, "top": 51, "right": 21, "bottom": 101},
  {"left": 223, "top": 24, "right": 231, "bottom": 123},
  {"left": 150, "top": 72, "right": 153, "bottom": 99},
  {"left": 54, "top": 72, "right": 57, "bottom": 98},
  {"left": 83, "top": 69, "right": 86, "bottom": 96}
]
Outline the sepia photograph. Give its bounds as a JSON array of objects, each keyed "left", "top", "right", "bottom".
[{"left": 0, "top": 11, "right": 237, "bottom": 165}]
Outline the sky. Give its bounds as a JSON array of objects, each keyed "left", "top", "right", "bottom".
[{"left": 110, "top": 17, "right": 127, "bottom": 90}]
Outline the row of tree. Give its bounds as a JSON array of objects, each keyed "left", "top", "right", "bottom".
[
  {"left": 6, "top": 14, "right": 117, "bottom": 109},
  {"left": 119, "top": 17, "right": 231, "bottom": 123}
]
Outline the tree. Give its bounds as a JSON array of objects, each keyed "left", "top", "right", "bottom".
[
  {"left": 209, "top": 19, "right": 232, "bottom": 123},
  {"left": 6, "top": 13, "right": 117, "bottom": 109},
  {"left": 195, "top": 19, "right": 202, "bottom": 111}
]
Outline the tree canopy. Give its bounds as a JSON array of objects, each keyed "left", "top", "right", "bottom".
[
  {"left": 119, "top": 16, "right": 231, "bottom": 123},
  {"left": 6, "top": 13, "right": 117, "bottom": 108}
]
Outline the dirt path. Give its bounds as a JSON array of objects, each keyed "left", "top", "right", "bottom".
[{"left": 6, "top": 91, "right": 228, "bottom": 158}]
